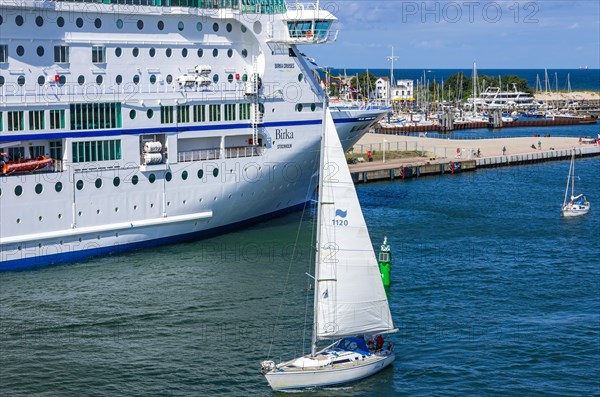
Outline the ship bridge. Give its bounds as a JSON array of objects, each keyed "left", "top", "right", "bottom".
[{"left": 276, "top": 1, "right": 338, "bottom": 44}]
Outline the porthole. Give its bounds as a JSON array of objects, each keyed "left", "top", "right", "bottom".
[
  {"left": 37, "top": 76, "right": 45, "bottom": 86},
  {"left": 116, "top": 75, "right": 123, "bottom": 85},
  {"left": 59, "top": 75, "right": 66, "bottom": 85},
  {"left": 15, "top": 15, "right": 24, "bottom": 26},
  {"left": 96, "top": 75, "right": 103, "bottom": 85},
  {"left": 298, "top": 73, "right": 304, "bottom": 82},
  {"left": 0, "top": 76, "right": 5, "bottom": 86},
  {"left": 55, "top": 182, "right": 63, "bottom": 192},
  {"left": 150, "top": 74, "right": 156, "bottom": 84},
  {"left": 17, "top": 219, "right": 21, "bottom": 224},
  {"left": 228, "top": 74, "right": 234, "bottom": 83},
  {"left": 78, "top": 75, "right": 85, "bottom": 85},
  {"left": 137, "top": 20, "right": 144, "bottom": 30},
  {"left": 34, "top": 184, "right": 43, "bottom": 194},
  {"left": 57, "top": 16, "right": 65, "bottom": 27},
  {"left": 97, "top": 210, "right": 100, "bottom": 215},
  {"left": 165, "top": 172, "right": 172, "bottom": 182},
  {"left": 149, "top": 173, "right": 156, "bottom": 183},
  {"left": 76, "top": 17, "right": 83, "bottom": 28},
  {"left": 132, "top": 175, "right": 139, "bottom": 185},
  {"left": 115, "top": 47, "right": 122, "bottom": 57},
  {"left": 95, "top": 178, "right": 102, "bottom": 189},
  {"left": 241, "top": 25, "right": 247, "bottom": 33},
  {"left": 36, "top": 46, "right": 44, "bottom": 57},
  {"left": 311, "top": 103, "right": 317, "bottom": 112},
  {"left": 213, "top": 168, "right": 219, "bottom": 177},
  {"left": 182, "top": 48, "right": 188, "bottom": 58},
  {"left": 197, "top": 169, "right": 204, "bottom": 179},
  {"left": 213, "top": 74, "right": 219, "bottom": 83},
  {"left": 94, "top": 18, "right": 101, "bottom": 29},
  {"left": 227, "top": 49, "right": 233, "bottom": 58},
  {"left": 0, "top": 15, "right": 3, "bottom": 26},
  {"left": 114, "top": 207, "right": 119, "bottom": 213},
  {"left": 258, "top": 103, "right": 265, "bottom": 113},
  {"left": 296, "top": 104, "right": 303, "bottom": 112},
  {"left": 116, "top": 19, "right": 123, "bottom": 29},
  {"left": 36, "top": 16, "right": 43, "bottom": 27},
  {"left": 147, "top": 109, "right": 154, "bottom": 119},
  {"left": 196, "top": 22, "right": 203, "bottom": 31},
  {"left": 76, "top": 180, "right": 84, "bottom": 190},
  {"left": 241, "top": 49, "right": 248, "bottom": 58},
  {"left": 17, "top": 76, "right": 25, "bottom": 86},
  {"left": 253, "top": 21, "right": 262, "bottom": 34},
  {"left": 129, "top": 109, "right": 136, "bottom": 119},
  {"left": 166, "top": 75, "right": 173, "bottom": 84},
  {"left": 158, "top": 20, "right": 164, "bottom": 30},
  {"left": 212, "top": 49, "right": 218, "bottom": 57},
  {"left": 226, "top": 23, "right": 232, "bottom": 32},
  {"left": 134, "top": 205, "right": 138, "bottom": 210},
  {"left": 182, "top": 170, "right": 188, "bottom": 180},
  {"left": 242, "top": 74, "right": 248, "bottom": 82},
  {"left": 213, "top": 22, "right": 219, "bottom": 32},
  {"left": 16, "top": 46, "right": 24, "bottom": 56},
  {"left": 166, "top": 48, "right": 172, "bottom": 57},
  {"left": 197, "top": 49, "right": 203, "bottom": 58},
  {"left": 133, "top": 47, "right": 139, "bottom": 57},
  {"left": 15, "top": 185, "right": 23, "bottom": 196},
  {"left": 149, "top": 48, "right": 156, "bottom": 57},
  {"left": 113, "top": 177, "right": 120, "bottom": 187},
  {"left": 178, "top": 21, "right": 184, "bottom": 31},
  {"left": 133, "top": 75, "right": 140, "bottom": 85}
]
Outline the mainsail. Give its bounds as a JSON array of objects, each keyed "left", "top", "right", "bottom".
[{"left": 315, "top": 109, "right": 395, "bottom": 340}]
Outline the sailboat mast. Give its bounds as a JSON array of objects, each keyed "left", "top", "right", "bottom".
[
  {"left": 312, "top": 99, "right": 328, "bottom": 357},
  {"left": 571, "top": 151, "right": 575, "bottom": 200},
  {"left": 563, "top": 150, "right": 573, "bottom": 206}
]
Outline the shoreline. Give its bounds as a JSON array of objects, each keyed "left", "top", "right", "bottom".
[{"left": 534, "top": 91, "right": 600, "bottom": 102}]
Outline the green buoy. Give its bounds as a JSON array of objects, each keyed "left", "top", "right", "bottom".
[{"left": 378, "top": 237, "right": 391, "bottom": 288}]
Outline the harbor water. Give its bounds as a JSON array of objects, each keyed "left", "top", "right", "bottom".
[{"left": 1, "top": 144, "right": 599, "bottom": 395}]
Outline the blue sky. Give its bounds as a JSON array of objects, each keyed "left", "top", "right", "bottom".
[{"left": 300, "top": 0, "right": 600, "bottom": 69}]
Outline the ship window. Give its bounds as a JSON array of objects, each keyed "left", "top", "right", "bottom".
[
  {"left": 16, "top": 45, "right": 24, "bottom": 56},
  {"left": 193, "top": 105, "right": 205, "bottom": 122},
  {"left": 196, "top": 22, "right": 202, "bottom": 31},
  {"left": 78, "top": 75, "right": 85, "bottom": 85},
  {"left": 129, "top": 109, "right": 136, "bottom": 119},
  {"left": 115, "top": 47, "right": 122, "bottom": 57},
  {"left": 228, "top": 74, "right": 234, "bottom": 83},
  {"left": 76, "top": 180, "right": 84, "bottom": 190},
  {"left": 158, "top": 20, "right": 164, "bottom": 30},
  {"left": 212, "top": 49, "right": 218, "bottom": 57},
  {"left": 213, "top": 74, "right": 219, "bottom": 83},
  {"left": 92, "top": 46, "right": 106, "bottom": 64},
  {"left": 241, "top": 49, "right": 248, "bottom": 58},
  {"left": 37, "top": 76, "right": 45, "bottom": 86},
  {"left": 0, "top": 45, "right": 7, "bottom": 63},
  {"left": 182, "top": 48, "right": 188, "bottom": 58},
  {"left": 132, "top": 47, "right": 139, "bottom": 57},
  {"left": 298, "top": 73, "right": 304, "bottom": 82},
  {"left": 197, "top": 169, "right": 204, "bottom": 179},
  {"left": 116, "top": 19, "right": 123, "bottom": 29},
  {"left": 147, "top": 109, "right": 154, "bottom": 119},
  {"left": 76, "top": 17, "right": 83, "bottom": 28},
  {"left": 57, "top": 16, "right": 64, "bottom": 27},
  {"left": 116, "top": 75, "right": 122, "bottom": 85},
  {"left": 150, "top": 74, "right": 156, "bottom": 84},
  {"left": 55, "top": 182, "right": 63, "bottom": 192},
  {"left": 213, "top": 168, "right": 219, "bottom": 177},
  {"left": 178, "top": 21, "right": 184, "bottom": 31},
  {"left": 149, "top": 173, "right": 156, "bottom": 183},
  {"left": 71, "top": 139, "right": 121, "bottom": 163},
  {"left": 15, "top": 186, "right": 23, "bottom": 196},
  {"left": 166, "top": 74, "right": 173, "bottom": 84},
  {"left": 208, "top": 104, "right": 221, "bottom": 122},
  {"left": 296, "top": 104, "right": 303, "bottom": 112},
  {"left": 178, "top": 105, "right": 190, "bottom": 123},
  {"left": 133, "top": 75, "right": 140, "bottom": 84},
  {"left": 213, "top": 23, "right": 219, "bottom": 32},
  {"left": 224, "top": 104, "right": 236, "bottom": 121},
  {"left": 241, "top": 25, "right": 247, "bottom": 33},
  {"left": 311, "top": 103, "right": 316, "bottom": 112},
  {"left": 182, "top": 171, "right": 188, "bottom": 180},
  {"left": 59, "top": 75, "right": 66, "bottom": 86},
  {"left": 197, "top": 49, "right": 203, "bottom": 58},
  {"left": 149, "top": 48, "right": 156, "bottom": 57},
  {"left": 226, "top": 23, "right": 232, "bottom": 32},
  {"left": 165, "top": 172, "right": 172, "bottom": 182},
  {"left": 29, "top": 110, "right": 45, "bottom": 130},
  {"left": 137, "top": 20, "right": 144, "bottom": 30},
  {"left": 113, "top": 177, "right": 120, "bottom": 187},
  {"left": 227, "top": 49, "right": 233, "bottom": 58},
  {"left": 132, "top": 175, "right": 139, "bottom": 185},
  {"left": 49, "top": 140, "right": 63, "bottom": 158},
  {"left": 36, "top": 16, "right": 43, "bottom": 27},
  {"left": 94, "top": 18, "right": 102, "bottom": 29},
  {"left": 7, "top": 111, "right": 24, "bottom": 131},
  {"left": 166, "top": 48, "right": 172, "bottom": 57},
  {"left": 70, "top": 102, "right": 122, "bottom": 130},
  {"left": 95, "top": 178, "right": 102, "bottom": 189},
  {"left": 15, "top": 15, "right": 24, "bottom": 26},
  {"left": 36, "top": 46, "right": 44, "bottom": 57},
  {"left": 49, "top": 109, "right": 65, "bottom": 130},
  {"left": 30, "top": 146, "right": 45, "bottom": 158},
  {"left": 54, "top": 46, "right": 69, "bottom": 63},
  {"left": 96, "top": 75, "right": 103, "bottom": 85},
  {"left": 239, "top": 103, "right": 251, "bottom": 120},
  {"left": 161, "top": 106, "right": 174, "bottom": 124}
]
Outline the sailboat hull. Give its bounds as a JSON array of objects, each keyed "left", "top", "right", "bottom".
[
  {"left": 263, "top": 353, "right": 394, "bottom": 391},
  {"left": 561, "top": 204, "right": 590, "bottom": 217}
]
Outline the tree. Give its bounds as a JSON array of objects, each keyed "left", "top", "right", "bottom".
[{"left": 349, "top": 72, "right": 377, "bottom": 99}]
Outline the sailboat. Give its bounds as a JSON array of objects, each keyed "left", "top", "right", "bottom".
[
  {"left": 561, "top": 150, "right": 590, "bottom": 217},
  {"left": 260, "top": 106, "right": 397, "bottom": 390}
]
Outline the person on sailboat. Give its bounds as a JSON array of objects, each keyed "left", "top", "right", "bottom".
[{"left": 375, "top": 335, "right": 384, "bottom": 351}]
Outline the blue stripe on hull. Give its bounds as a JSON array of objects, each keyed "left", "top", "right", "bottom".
[{"left": 0, "top": 202, "right": 308, "bottom": 272}]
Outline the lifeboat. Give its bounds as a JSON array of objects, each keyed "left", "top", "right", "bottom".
[{"left": 1, "top": 155, "right": 53, "bottom": 175}]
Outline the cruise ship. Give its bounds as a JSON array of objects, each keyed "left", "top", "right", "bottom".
[{"left": 0, "top": 0, "right": 387, "bottom": 270}]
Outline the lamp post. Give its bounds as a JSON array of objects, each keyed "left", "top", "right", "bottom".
[{"left": 383, "top": 139, "right": 387, "bottom": 163}]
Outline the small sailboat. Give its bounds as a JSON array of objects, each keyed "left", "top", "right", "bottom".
[
  {"left": 261, "top": 106, "right": 396, "bottom": 390},
  {"left": 561, "top": 150, "right": 590, "bottom": 217}
]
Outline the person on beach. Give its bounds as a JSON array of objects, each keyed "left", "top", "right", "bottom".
[
  {"left": 538, "top": 140, "right": 542, "bottom": 149},
  {"left": 502, "top": 146, "right": 506, "bottom": 155}
]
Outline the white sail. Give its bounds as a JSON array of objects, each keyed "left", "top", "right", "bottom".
[{"left": 315, "top": 109, "right": 395, "bottom": 340}]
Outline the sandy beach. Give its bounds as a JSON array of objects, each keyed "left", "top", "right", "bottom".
[{"left": 534, "top": 91, "right": 600, "bottom": 102}]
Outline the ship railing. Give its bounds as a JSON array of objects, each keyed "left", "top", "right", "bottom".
[
  {"left": 224, "top": 145, "right": 263, "bottom": 159},
  {"left": 285, "top": 1, "right": 319, "bottom": 11},
  {"left": 178, "top": 148, "right": 221, "bottom": 162}
]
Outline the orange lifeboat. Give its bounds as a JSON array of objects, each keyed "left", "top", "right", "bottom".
[{"left": 1, "top": 155, "right": 53, "bottom": 175}]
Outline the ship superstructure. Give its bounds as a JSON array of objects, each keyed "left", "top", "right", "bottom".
[{"left": 0, "top": 0, "right": 387, "bottom": 270}]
